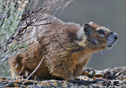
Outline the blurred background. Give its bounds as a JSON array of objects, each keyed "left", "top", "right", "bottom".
[{"left": 58, "top": 0, "right": 126, "bottom": 70}]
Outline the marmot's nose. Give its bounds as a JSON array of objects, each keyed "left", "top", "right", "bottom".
[
  {"left": 107, "top": 32, "right": 118, "bottom": 48},
  {"left": 109, "top": 32, "right": 118, "bottom": 40},
  {"left": 114, "top": 35, "right": 118, "bottom": 40}
]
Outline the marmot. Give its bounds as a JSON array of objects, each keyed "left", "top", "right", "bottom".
[{"left": 9, "top": 14, "right": 118, "bottom": 80}]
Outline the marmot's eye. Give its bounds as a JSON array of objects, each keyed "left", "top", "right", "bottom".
[{"left": 97, "top": 29, "right": 105, "bottom": 35}]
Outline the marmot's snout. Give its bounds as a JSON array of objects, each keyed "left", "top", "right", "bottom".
[{"left": 107, "top": 32, "right": 118, "bottom": 47}]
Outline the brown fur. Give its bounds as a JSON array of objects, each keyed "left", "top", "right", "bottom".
[{"left": 9, "top": 14, "right": 117, "bottom": 80}]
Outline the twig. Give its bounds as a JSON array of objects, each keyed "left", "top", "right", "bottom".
[{"left": 26, "top": 56, "right": 45, "bottom": 80}]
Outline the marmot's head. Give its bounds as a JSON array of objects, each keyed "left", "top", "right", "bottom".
[{"left": 78, "top": 22, "right": 118, "bottom": 51}]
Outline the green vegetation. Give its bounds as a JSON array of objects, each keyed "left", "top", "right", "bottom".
[
  {"left": 0, "top": 62, "right": 10, "bottom": 76},
  {"left": 0, "top": 0, "right": 27, "bottom": 77}
]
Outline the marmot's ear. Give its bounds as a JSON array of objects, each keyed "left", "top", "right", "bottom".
[{"left": 83, "top": 24, "right": 92, "bottom": 35}]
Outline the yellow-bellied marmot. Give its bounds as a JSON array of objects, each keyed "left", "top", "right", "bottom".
[{"left": 9, "top": 14, "right": 118, "bottom": 80}]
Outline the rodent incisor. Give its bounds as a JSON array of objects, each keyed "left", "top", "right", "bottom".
[{"left": 9, "top": 14, "right": 118, "bottom": 80}]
